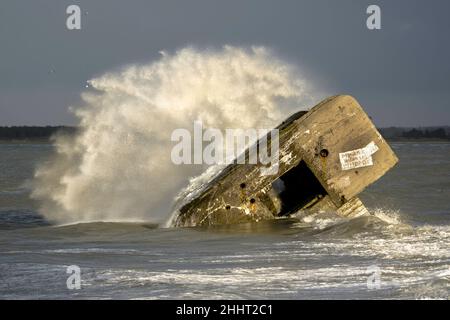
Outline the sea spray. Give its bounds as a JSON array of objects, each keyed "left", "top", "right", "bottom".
[{"left": 32, "top": 46, "right": 321, "bottom": 225}]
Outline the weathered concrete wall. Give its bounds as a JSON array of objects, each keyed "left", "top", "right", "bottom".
[{"left": 173, "top": 95, "right": 398, "bottom": 227}]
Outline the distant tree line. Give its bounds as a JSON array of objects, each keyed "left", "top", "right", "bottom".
[
  {"left": 1, "top": 125, "right": 449, "bottom": 141},
  {"left": 378, "top": 126, "right": 450, "bottom": 140},
  {"left": 401, "top": 128, "right": 448, "bottom": 139},
  {"left": 0, "top": 126, "right": 77, "bottom": 140}
]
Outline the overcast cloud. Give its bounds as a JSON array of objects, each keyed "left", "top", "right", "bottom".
[{"left": 0, "top": 0, "right": 449, "bottom": 126}]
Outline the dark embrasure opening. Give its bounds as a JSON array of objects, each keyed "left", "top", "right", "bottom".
[{"left": 273, "top": 161, "right": 327, "bottom": 216}]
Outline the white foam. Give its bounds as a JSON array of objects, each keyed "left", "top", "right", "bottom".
[{"left": 31, "top": 46, "right": 322, "bottom": 225}]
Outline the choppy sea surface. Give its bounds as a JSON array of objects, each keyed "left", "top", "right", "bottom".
[{"left": 0, "top": 142, "right": 448, "bottom": 299}]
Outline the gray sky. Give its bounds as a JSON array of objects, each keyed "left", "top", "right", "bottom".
[{"left": 0, "top": 0, "right": 449, "bottom": 127}]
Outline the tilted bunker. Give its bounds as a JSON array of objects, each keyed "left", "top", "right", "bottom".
[{"left": 173, "top": 95, "right": 398, "bottom": 227}]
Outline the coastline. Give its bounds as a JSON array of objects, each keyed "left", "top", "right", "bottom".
[{"left": 1, "top": 138, "right": 450, "bottom": 145}]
